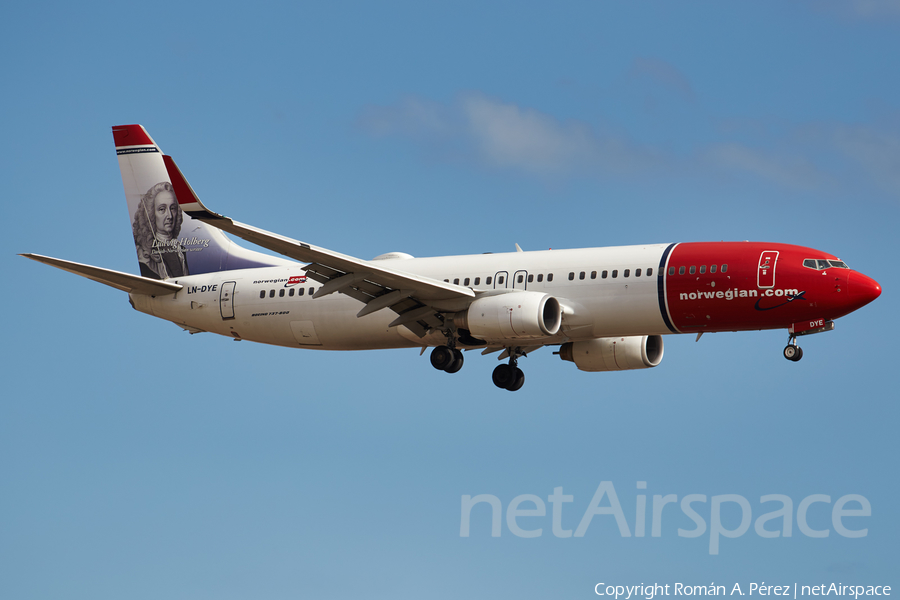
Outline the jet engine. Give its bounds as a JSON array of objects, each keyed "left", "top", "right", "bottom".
[
  {"left": 559, "top": 335, "right": 664, "bottom": 372},
  {"left": 454, "top": 292, "right": 562, "bottom": 342}
]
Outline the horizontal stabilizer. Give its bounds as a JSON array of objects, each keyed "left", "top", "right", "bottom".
[{"left": 20, "top": 254, "right": 183, "bottom": 296}]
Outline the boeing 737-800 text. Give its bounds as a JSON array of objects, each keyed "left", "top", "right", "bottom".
[{"left": 21, "top": 125, "right": 882, "bottom": 391}]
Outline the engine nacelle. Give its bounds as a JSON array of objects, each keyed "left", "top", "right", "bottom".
[
  {"left": 559, "top": 335, "right": 664, "bottom": 372},
  {"left": 457, "top": 292, "right": 562, "bottom": 342}
]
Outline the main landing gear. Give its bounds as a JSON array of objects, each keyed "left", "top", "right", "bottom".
[
  {"left": 783, "top": 334, "right": 803, "bottom": 362},
  {"left": 430, "top": 343, "right": 527, "bottom": 391},
  {"left": 492, "top": 350, "right": 525, "bottom": 392},
  {"left": 431, "top": 345, "right": 464, "bottom": 373}
]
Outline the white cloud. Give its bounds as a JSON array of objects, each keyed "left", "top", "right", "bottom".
[
  {"left": 357, "top": 96, "right": 453, "bottom": 139},
  {"left": 627, "top": 57, "right": 695, "bottom": 101},
  {"left": 810, "top": 0, "right": 900, "bottom": 19},
  {"left": 704, "top": 143, "right": 832, "bottom": 191},
  {"left": 828, "top": 124, "right": 900, "bottom": 194},
  {"left": 846, "top": 0, "right": 900, "bottom": 17},
  {"left": 358, "top": 92, "right": 663, "bottom": 177},
  {"left": 461, "top": 94, "right": 625, "bottom": 174},
  {"left": 357, "top": 93, "right": 900, "bottom": 199}
]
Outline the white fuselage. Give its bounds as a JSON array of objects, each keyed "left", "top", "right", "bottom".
[{"left": 130, "top": 244, "right": 673, "bottom": 350}]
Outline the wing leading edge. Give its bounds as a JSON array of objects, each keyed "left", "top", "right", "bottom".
[{"left": 162, "top": 155, "right": 475, "bottom": 337}]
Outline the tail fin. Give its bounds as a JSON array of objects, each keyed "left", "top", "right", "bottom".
[{"left": 113, "top": 125, "right": 284, "bottom": 280}]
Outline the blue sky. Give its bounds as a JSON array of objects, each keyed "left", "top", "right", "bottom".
[{"left": 2, "top": 2, "right": 898, "bottom": 598}]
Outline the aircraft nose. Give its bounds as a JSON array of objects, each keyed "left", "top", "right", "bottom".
[{"left": 849, "top": 271, "right": 881, "bottom": 309}]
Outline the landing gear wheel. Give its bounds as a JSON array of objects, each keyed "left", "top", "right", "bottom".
[
  {"left": 508, "top": 367, "right": 525, "bottom": 391},
  {"left": 492, "top": 364, "right": 514, "bottom": 389},
  {"left": 445, "top": 349, "right": 464, "bottom": 373},
  {"left": 783, "top": 344, "right": 802, "bottom": 362},
  {"left": 492, "top": 364, "right": 525, "bottom": 391},
  {"left": 430, "top": 346, "right": 454, "bottom": 371}
]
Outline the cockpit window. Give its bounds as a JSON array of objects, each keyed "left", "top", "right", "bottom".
[{"left": 804, "top": 258, "right": 850, "bottom": 270}]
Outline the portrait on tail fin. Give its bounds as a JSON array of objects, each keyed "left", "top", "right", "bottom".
[{"left": 132, "top": 181, "right": 189, "bottom": 279}]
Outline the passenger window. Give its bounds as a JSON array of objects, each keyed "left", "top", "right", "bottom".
[
  {"left": 548, "top": 273, "right": 554, "bottom": 282},
  {"left": 569, "top": 272, "right": 575, "bottom": 281},
  {"left": 647, "top": 268, "right": 653, "bottom": 277},
  {"left": 537, "top": 274, "right": 543, "bottom": 282},
  {"left": 700, "top": 265, "right": 706, "bottom": 274},
  {"left": 635, "top": 268, "right": 641, "bottom": 277},
  {"left": 498, "top": 276, "right": 505, "bottom": 284},
  {"left": 299, "top": 288, "right": 305, "bottom": 296},
  {"left": 689, "top": 266, "right": 696, "bottom": 274},
  {"left": 309, "top": 287, "right": 315, "bottom": 295},
  {"left": 602, "top": 270, "right": 608, "bottom": 279},
  {"left": 453, "top": 278, "right": 460, "bottom": 285},
  {"left": 444, "top": 279, "right": 449, "bottom": 283},
  {"left": 289, "top": 288, "right": 295, "bottom": 297},
  {"left": 279, "top": 289, "right": 285, "bottom": 297},
  {"left": 710, "top": 265, "right": 717, "bottom": 274},
  {"left": 579, "top": 271, "right": 585, "bottom": 280},
  {"left": 624, "top": 269, "right": 630, "bottom": 278},
  {"left": 669, "top": 267, "right": 675, "bottom": 275},
  {"left": 464, "top": 277, "right": 470, "bottom": 286},
  {"left": 527, "top": 274, "right": 533, "bottom": 283},
  {"left": 721, "top": 265, "right": 728, "bottom": 273},
  {"left": 259, "top": 290, "right": 265, "bottom": 299},
  {"left": 612, "top": 270, "right": 618, "bottom": 278},
  {"left": 591, "top": 271, "right": 597, "bottom": 279},
  {"left": 474, "top": 277, "right": 481, "bottom": 285},
  {"left": 678, "top": 266, "right": 685, "bottom": 275},
  {"left": 486, "top": 277, "right": 492, "bottom": 285},
  {"left": 517, "top": 275, "right": 524, "bottom": 284}
]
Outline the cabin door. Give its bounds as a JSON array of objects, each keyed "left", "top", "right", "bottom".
[
  {"left": 757, "top": 251, "right": 779, "bottom": 289},
  {"left": 220, "top": 281, "right": 236, "bottom": 319}
]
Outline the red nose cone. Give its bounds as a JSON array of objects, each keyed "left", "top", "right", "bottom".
[{"left": 849, "top": 271, "right": 881, "bottom": 309}]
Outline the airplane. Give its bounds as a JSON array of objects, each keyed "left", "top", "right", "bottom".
[{"left": 21, "top": 125, "right": 882, "bottom": 391}]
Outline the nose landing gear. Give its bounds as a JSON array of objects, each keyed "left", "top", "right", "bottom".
[{"left": 783, "top": 334, "right": 803, "bottom": 362}]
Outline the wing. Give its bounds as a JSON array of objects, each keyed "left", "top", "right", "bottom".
[
  {"left": 20, "top": 254, "right": 183, "bottom": 296},
  {"left": 162, "top": 155, "right": 475, "bottom": 337}
]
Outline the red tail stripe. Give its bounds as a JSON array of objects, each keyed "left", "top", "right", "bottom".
[
  {"left": 112, "top": 124, "right": 154, "bottom": 148},
  {"left": 162, "top": 155, "right": 199, "bottom": 207}
]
